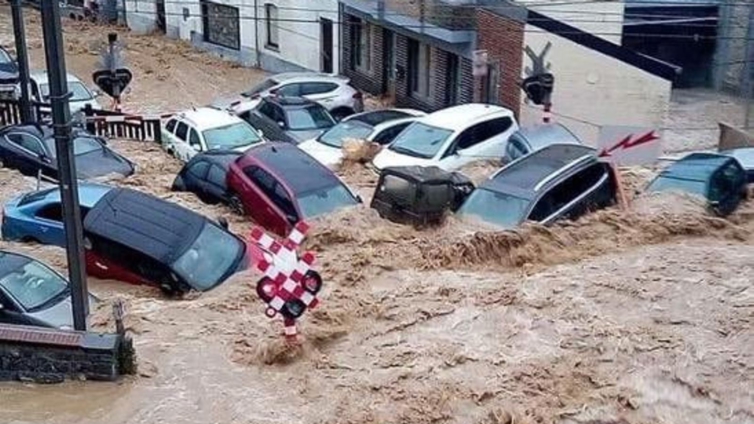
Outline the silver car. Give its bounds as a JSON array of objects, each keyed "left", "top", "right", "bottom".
[
  {"left": 28, "top": 70, "right": 104, "bottom": 118},
  {"left": 0, "top": 250, "right": 97, "bottom": 330}
]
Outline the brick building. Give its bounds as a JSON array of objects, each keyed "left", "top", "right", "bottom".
[{"left": 339, "top": 0, "right": 527, "bottom": 116}]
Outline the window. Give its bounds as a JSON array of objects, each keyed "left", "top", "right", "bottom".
[
  {"left": 6, "top": 133, "right": 45, "bottom": 156},
  {"left": 457, "top": 188, "right": 534, "bottom": 229},
  {"left": 175, "top": 122, "right": 189, "bottom": 141},
  {"left": 272, "top": 183, "right": 298, "bottom": 221},
  {"left": 202, "top": 122, "right": 262, "bottom": 150},
  {"left": 286, "top": 106, "right": 336, "bottom": 131},
  {"left": 207, "top": 165, "right": 227, "bottom": 189},
  {"left": 258, "top": 101, "right": 280, "bottom": 121},
  {"left": 349, "top": 16, "right": 371, "bottom": 72},
  {"left": 388, "top": 122, "right": 454, "bottom": 159},
  {"left": 373, "top": 122, "right": 411, "bottom": 145},
  {"left": 188, "top": 129, "right": 202, "bottom": 149},
  {"left": 188, "top": 161, "right": 210, "bottom": 179},
  {"left": 165, "top": 119, "right": 178, "bottom": 133},
  {"left": 244, "top": 165, "right": 277, "bottom": 198},
  {"left": 529, "top": 164, "right": 608, "bottom": 222},
  {"left": 201, "top": 0, "right": 241, "bottom": 50},
  {"left": 39, "top": 82, "right": 93, "bottom": 102},
  {"left": 0, "top": 259, "right": 68, "bottom": 311},
  {"left": 265, "top": 4, "right": 279, "bottom": 49},
  {"left": 300, "top": 82, "right": 338, "bottom": 96},
  {"left": 506, "top": 135, "right": 529, "bottom": 161},
  {"left": 479, "top": 117, "right": 514, "bottom": 140},
  {"left": 35, "top": 204, "right": 63, "bottom": 222},
  {"left": 276, "top": 83, "right": 301, "bottom": 96},
  {"left": 409, "top": 40, "right": 433, "bottom": 100}
]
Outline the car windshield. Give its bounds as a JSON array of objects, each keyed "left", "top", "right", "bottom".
[
  {"left": 457, "top": 188, "right": 530, "bottom": 229},
  {"left": 647, "top": 175, "right": 708, "bottom": 198},
  {"left": 171, "top": 223, "right": 244, "bottom": 291},
  {"left": 242, "top": 78, "right": 278, "bottom": 97},
  {"left": 203, "top": 122, "right": 262, "bottom": 150},
  {"left": 43, "top": 136, "right": 102, "bottom": 158},
  {"left": 0, "top": 259, "right": 68, "bottom": 311},
  {"left": 317, "top": 120, "right": 374, "bottom": 148},
  {"left": 298, "top": 184, "right": 359, "bottom": 218},
  {"left": 40, "top": 81, "right": 93, "bottom": 102},
  {"left": 388, "top": 122, "right": 454, "bottom": 159},
  {"left": 286, "top": 106, "right": 335, "bottom": 131},
  {"left": 0, "top": 49, "right": 11, "bottom": 64}
]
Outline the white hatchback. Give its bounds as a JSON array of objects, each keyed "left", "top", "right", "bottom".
[
  {"left": 371, "top": 104, "right": 519, "bottom": 172},
  {"left": 162, "top": 107, "right": 265, "bottom": 163}
]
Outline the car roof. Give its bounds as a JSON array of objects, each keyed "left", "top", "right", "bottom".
[
  {"left": 660, "top": 152, "right": 736, "bottom": 181},
  {"left": 271, "top": 72, "right": 349, "bottom": 84},
  {"left": 188, "top": 150, "right": 243, "bottom": 168},
  {"left": 18, "top": 183, "right": 113, "bottom": 208},
  {"left": 83, "top": 187, "right": 207, "bottom": 264},
  {"left": 175, "top": 107, "right": 247, "bottom": 130},
  {"left": 0, "top": 250, "right": 33, "bottom": 280},
  {"left": 28, "top": 70, "right": 85, "bottom": 85},
  {"left": 484, "top": 144, "right": 597, "bottom": 198},
  {"left": 346, "top": 109, "right": 424, "bottom": 127},
  {"left": 419, "top": 104, "right": 515, "bottom": 130},
  {"left": 512, "top": 123, "right": 582, "bottom": 150},
  {"left": 719, "top": 147, "right": 754, "bottom": 168},
  {"left": 241, "top": 142, "right": 343, "bottom": 195},
  {"left": 261, "top": 96, "right": 319, "bottom": 108}
]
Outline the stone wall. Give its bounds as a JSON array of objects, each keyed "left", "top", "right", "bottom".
[{"left": 0, "top": 324, "right": 133, "bottom": 383}]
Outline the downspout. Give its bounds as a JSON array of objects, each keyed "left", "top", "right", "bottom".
[{"left": 254, "top": 0, "right": 261, "bottom": 68}]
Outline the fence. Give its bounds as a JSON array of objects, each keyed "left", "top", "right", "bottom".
[{"left": 0, "top": 99, "right": 163, "bottom": 144}]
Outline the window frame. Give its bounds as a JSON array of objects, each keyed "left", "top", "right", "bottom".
[
  {"left": 165, "top": 118, "right": 178, "bottom": 134},
  {"left": 201, "top": 0, "right": 241, "bottom": 51},
  {"left": 530, "top": 163, "right": 610, "bottom": 223},
  {"left": 6, "top": 132, "right": 46, "bottom": 157},
  {"left": 188, "top": 128, "right": 203, "bottom": 150},
  {"left": 265, "top": 3, "right": 279, "bottom": 50},
  {"left": 373, "top": 122, "right": 411, "bottom": 145}
]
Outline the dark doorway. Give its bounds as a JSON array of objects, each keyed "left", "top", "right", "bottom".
[
  {"left": 481, "top": 62, "right": 500, "bottom": 104},
  {"left": 407, "top": 38, "right": 419, "bottom": 94},
  {"left": 382, "top": 29, "right": 396, "bottom": 95},
  {"left": 156, "top": 0, "right": 166, "bottom": 33},
  {"left": 445, "top": 53, "right": 459, "bottom": 106},
  {"left": 320, "top": 18, "right": 334, "bottom": 73}
]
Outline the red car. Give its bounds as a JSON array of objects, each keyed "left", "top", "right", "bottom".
[{"left": 227, "top": 142, "right": 361, "bottom": 236}]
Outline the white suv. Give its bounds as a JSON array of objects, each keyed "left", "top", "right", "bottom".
[
  {"left": 212, "top": 73, "right": 364, "bottom": 121},
  {"left": 162, "top": 107, "right": 265, "bottom": 163},
  {"left": 371, "top": 104, "right": 519, "bottom": 172}
]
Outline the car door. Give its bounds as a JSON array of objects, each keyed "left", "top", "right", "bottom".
[
  {"left": 241, "top": 165, "right": 289, "bottom": 235},
  {"left": 186, "top": 128, "right": 203, "bottom": 159},
  {"left": 3, "top": 132, "right": 54, "bottom": 177},
  {"left": 275, "top": 83, "right": 302, "bottom": 97},
  {"left": 161, "top": 118, "right": 179, "bottom": 152},
  {"left": 170, "top": 120, "right": 191, "bottom": 161},
  {"left": 31, "top": 202, "right": 66, "bottom": 244},
  {"left": 441, "top": 117, "right": 516, "bottom": 170},
  {"left": 371, "top": 121, "right": 413, "bottom": 146},
  {"left": 184, "top": 159, "right": 211, "bottom": 200},
  {"left": 206, "top": 163, "right": 230, "bottom": 202}
]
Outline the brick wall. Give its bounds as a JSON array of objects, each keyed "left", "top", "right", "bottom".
[
  {"left": 342, "top": 14, "right": 385, "bottom": 95},
  {"left": 475, "top": 9, "right": 525, "bottom": 116}
]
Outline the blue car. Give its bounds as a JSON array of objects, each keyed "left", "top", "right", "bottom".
[{"left": 1, "top": 183, "right": 113, "bottom": 245}]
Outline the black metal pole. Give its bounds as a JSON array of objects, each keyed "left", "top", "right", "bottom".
[
  {"left": 10, "top": 0, "right": 33, "bottom": 123},
  {"left": 108, "top": 33, "right": 120, "bottom": 111},
  {"left": 40, "top": 0, "right": 89, "bottom": 331}
]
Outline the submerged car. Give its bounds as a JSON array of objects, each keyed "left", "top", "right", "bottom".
[
  {"left": 719, "top": 147, "right": 754, "bottom": 183},
  {"left": 238, "top": 96, "right": 336, "bottom": 144},
  {"left": 298, "top": 108, "right": 426, "bottom": 168},
  {"left": 227, "top": 142, "right": 361, "bottom": 236},
  {"left": 0, "top": 46, "right": 19, "bottom": 100},
  {"left": 3, "top": 184, "right": 248, "bottom": 293},
  {"left": 171, "top": 150, "right": 243, "bottom": 205},
  {"left": 0, "top": 124, "right": 135, "bottom": 180},
  {"left": 0, "top": 250, "right": 97, "bottom": 329},
  {"left": 457, "top": 144, "right": 617, "bottom": 229},
  {"left": 504, "top": 123, "right": 582, "bottom": 162},
  {"left": 647, "top": 152, "right": 747, "bottom": 216},
  {"left": 29, "top": 70, "right": 103, "bottom": 117}
]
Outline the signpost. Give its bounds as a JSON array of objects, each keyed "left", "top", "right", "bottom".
[
  {"left": 598, "top": 126, "right": 661, "bottom": 209},
  {"left": 93, "top": 33, "right": 132, "bottom": 112},
  {"left": 248, "top": 222, "right": 322, "bottom": 343}
]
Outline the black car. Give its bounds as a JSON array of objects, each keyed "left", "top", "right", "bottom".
[
  {"left": 0, "top": 46, "right": 19, "bottom": 100},
  {"left": 0, "top": 124, "right": 135, "bottom": 180},
  {"left": 647, "top": 152, "right": 747, "bottom": 216},
  {"left": 457, "top": 144, "right": 617, "bottom": 229},
  {"left": 172, "top": 149, "right": 242, "bottom": 204},
  {"left": 238, "top": 96, "right": 336, "bottom": 144}
]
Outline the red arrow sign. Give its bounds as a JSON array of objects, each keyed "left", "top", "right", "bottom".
[{"left": 598, "top": 130, "right": 659, "bottom": 158}]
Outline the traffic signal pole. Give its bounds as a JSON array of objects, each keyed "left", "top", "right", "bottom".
[{"left": 39, "top": 0, "right": 90, "bottom": 331}]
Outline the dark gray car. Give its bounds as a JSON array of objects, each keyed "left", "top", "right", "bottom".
[
  {"left": 238, "top": 96, "right": 336, "bottom": 144},
  {"left": 504, "top": 123, "right": 582, "bottom": 162},
  {"left": 0, "top": 250, "right": 97, "bottom": 329}
]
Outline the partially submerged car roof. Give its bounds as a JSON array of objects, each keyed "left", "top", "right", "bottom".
[
  {"left": 379, "top": 166, "right": 458, "bottom": 184},
  {"left": 485, "top": 143, "right": 596, "bottom": 198},
  {"left": 661, "top": 152, "right": 737, "bottom": 181},
  {"left": 512, "top": 123, "right": 581, "bottom": 151},
  {"left": 83, "top": 188, "right": 207, "bottom": 264}
]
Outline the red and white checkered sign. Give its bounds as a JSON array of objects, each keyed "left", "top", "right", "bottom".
[{"left": 249, "top": 222, "right": 321, "bottom": 322}]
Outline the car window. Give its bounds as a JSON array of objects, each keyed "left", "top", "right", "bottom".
[
  {"left": 258, "top": 101, "right": 277, "bottom": 120},
  {"left": 451, "top": 117, "right": 515, "bottom": 154},
  {"left": 188, "top": 160, "right": 210, "bottom": 179},
  {"left": 35, "top": 203, "right": 63, "bottom": 221},
  {"left": 6, "top": 133, "right": 45, "bottom": 156},
  {"left": 72, "top": 137, "right": 103, "bottom": 157},
  {"left": 242, "top": 78, "right": 278, "bottom": 97},
  {"left": 244, "top": 165, "right": 277, "bottom": 198},
  {"left": 165, "top": 119, "right": 178, "bottom": 133},
  {"left": 0, "top": 48, "right": 12, "bottom": 63},
  {"left": 175, "top": 122, "right": 189, "bottom": 141},
  {"left": 373, "top": 122, "right": 411, "bottom": 145},
  {"left": 276, "top": 83, "right": 301, "bottom": 97},
  {"left": 389, "top": 122, "right": 454, "bottom": 159},
  {"left": 318, "top": 120, "right": 373, "bottom": 148},
  {"left": 457, "top": 188, "right": 530, "bottom": 229},
  {"left": 202, "top": 122, "right": 262, "bottom": 150},
  {"left": 171, "top": 223, "right": 244, "bottom": 290},
  {"left": 506, "top": 135, "right": 529, "bottom": 161},
  {"left": 188, "top": 129, "right": 202, "bottom": 149},
  {"left": 272, "top": 183, "right": 298, "bottom": 220},
  {"left": 286, "top": 106, "right": 336, "bottom": 131},
  {"left": 529, "top": 164, "right": 608, "bottom": 221},
  {"left": 300, "top": 82, "right": 338, "bottom": 96},
  {"left": 0, "top": 259, "right": 68, "bottom": 311},
  {"left": 207, "top": 164, "right": 227, "bottom": 188}
]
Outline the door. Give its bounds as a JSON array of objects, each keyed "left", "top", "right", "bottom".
[
  {"left": 241, "top": 165, "right": 289, "bottom": 236},
  {"left": 382, "top": 30, "right": 396, "bottom": 95},
  {"left": 156, "top": 0, "right": 166, "bottom": 33},
  {"left": 320, "top": 18, "right": 334, "bottom": 74}
]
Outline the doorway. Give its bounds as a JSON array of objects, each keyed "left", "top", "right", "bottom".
[
  {"left": 156, "top": 0, "right": 166, "bottom": 33},
  {"left": 445, "top": 53, "right": 459, "bottom": 106},
  {"left": 320, "top": 18, "right": 334, "bottom": 73}
]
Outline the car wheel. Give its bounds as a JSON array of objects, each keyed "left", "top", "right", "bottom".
[{"left": 228, "top": 194, "right": 245, "bottom": 215}]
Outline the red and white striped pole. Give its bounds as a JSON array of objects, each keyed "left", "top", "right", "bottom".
[
  {"left": 543, "top": 102, "right": 552, "bottom": 124},
  {"left": 283, "top": 317, "right": 298, "bottom": 343}
]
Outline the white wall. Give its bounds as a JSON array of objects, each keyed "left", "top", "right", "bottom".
[
  {"left": 521, "top": 25, "right": 672, "bottom": 145},
  {"left": 528, "top": 0, "right": 625, "bottom": 44},
  {"left": 125, "top": 0, "right": 158, "bottom": 34}
]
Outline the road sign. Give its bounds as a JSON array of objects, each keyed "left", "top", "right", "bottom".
[
  {"left": 521, "top": 73, "right": 554, "bottom": 106},
  {"left": 248, "top": 222, "right": 322, "bottom": 341},
  {"left": 597, "top": 126, "right": 661, "bottom": 166},
  {"left": 92, "top": 68, "right": 133, "bottom": 99},
  {"left": 472, "top": 50, "right": 488, "bottom": 77}
]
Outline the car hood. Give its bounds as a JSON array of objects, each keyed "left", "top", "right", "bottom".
[
  {"left": 298, "top": 139, "right": 343, "bottom": 168},
  {"left": 27, "top": 293, "right": 97, "bottom": 329},
  {"left": 287, "top": 129, "right": 328, "bottom": 144},
  {"left": 372, "top": 147, "right": 435, "bottom": 170},
  {"left": 75, "top": 150, "right": 135, "bottom": 180}
]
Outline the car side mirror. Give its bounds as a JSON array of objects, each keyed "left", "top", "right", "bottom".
[{"left": 277, "top": 121, "right": 285, "bottom": 128}]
